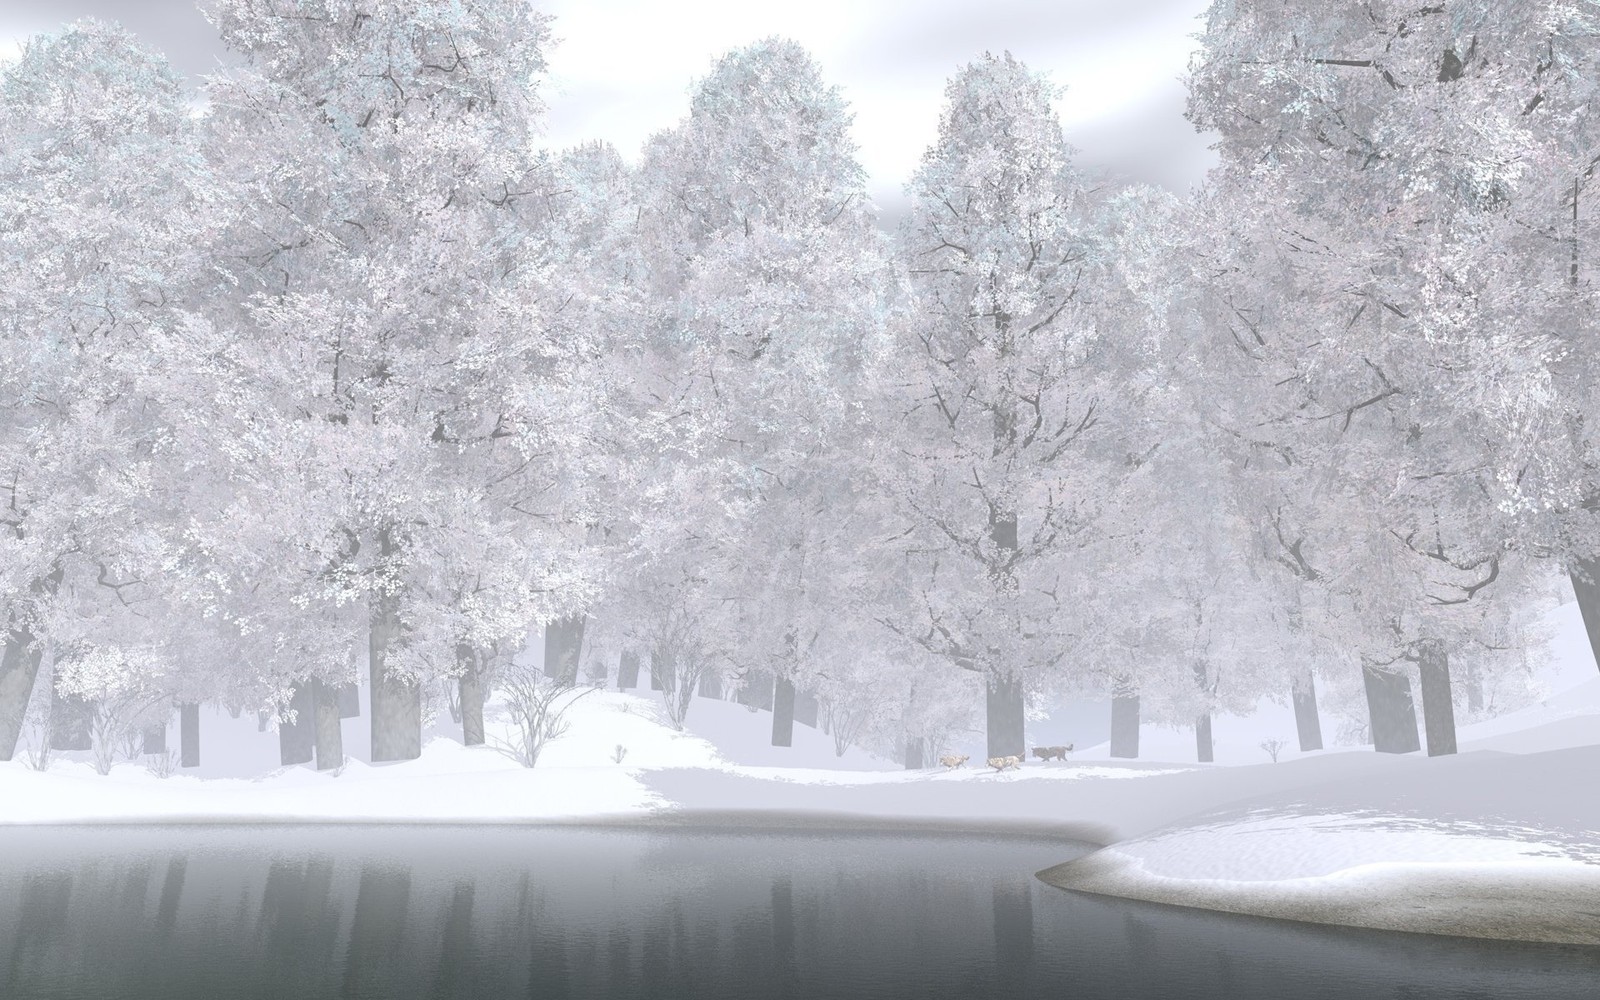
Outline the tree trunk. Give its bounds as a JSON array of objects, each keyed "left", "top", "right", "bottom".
[
  {"left": 49, "top": 693, "right": 92, "bottom": 751},
  {"left": 617, "top": 650, "right": 640, "bottom": 690},
  {"left": 1463, "top": 657, "right": 1483, "bottom": 714},
  {"left": 542, "top": 616, "right": 585, "bottom": 685},
  {"left": 142, "top": 721, "right": 167, "bottom": 756},
  {"left": 1416, "top": 642, "right": 1458, "bottom": 757},
  {"left": 985, "top": 670, "right": 1025, "bottom": 759},
  {"left": 1110, "top": 694, "right": 1140, "bottom": 759},
  {"left": 696, "top": 671, "right": 722, "bottom": 699},
  {"left": 739, "top": 668, "right": 774, "bottom": 710},
  {"left": 337, "top": 683, "right": 360, "bottom": 718},
  {"left": 312, "top": 678, "right": 343, "bottom": 771},
  {"left": 1570, "top": 557, "right": 1600, "bottom": 676},
  {"left": 0, "top": 565, "right": 64, "bottom": 762},
  {"left": 650, "top": 648, "right": 673, "bottom": 692},
  {"left": 771, "top": 675, "right": 795, "bottom": 747},
  {"left": 0, "top": 630, "right": 46, "bottom": 761},
  {"left": 179, "top": 702, "right": 200, "bottom": 768},
  {"left": 369, "top": 527, "right": 420, "bottom": 762},
  {"left": 278, "top": 683, "right": 315, "bottom": 766},
  {"left": 905, "top": 737, "right": 925, "bottom": 769},
  {"left": 1290, "top": 667, "right": 1324, "bottom": 751},
  {"left": 1362, "top": 660, "right": 1421, "bottom": 754},
  {"left": 793, "top": 687, "right": 819, "bottom": 727},
  {"left": 1194, "top": 713, "right": 1214, "bottom": 763},
  {"left": 457, "top": 646, "right": 484, "bottom": 747}
]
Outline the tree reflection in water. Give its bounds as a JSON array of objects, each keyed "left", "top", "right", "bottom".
[{"left": 0, "top": 826, "right": 1593, "bottom": 1000}]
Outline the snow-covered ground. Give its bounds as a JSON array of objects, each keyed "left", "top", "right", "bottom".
[{"left": 4, "top": 660, "right": 1599, "bottom": 947}]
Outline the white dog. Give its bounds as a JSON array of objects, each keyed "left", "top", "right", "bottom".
[
  {"left": 938, "top": 754, "right": 970, "bottom": 769},
  {"left": 986, "top": 754, "right": 1022, "bottom": 772}
]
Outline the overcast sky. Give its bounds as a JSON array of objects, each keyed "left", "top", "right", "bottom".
[{"left": 0, "top": 0, "right": 1218, "bottom": 216}]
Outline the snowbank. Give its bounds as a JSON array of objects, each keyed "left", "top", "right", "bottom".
[{"left": 3, "top": 682, "right": 1598, "bottom": 946}]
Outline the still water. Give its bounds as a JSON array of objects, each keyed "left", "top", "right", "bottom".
[{"left": 0, "top": 824, "right": 1594, "bottom": 999}]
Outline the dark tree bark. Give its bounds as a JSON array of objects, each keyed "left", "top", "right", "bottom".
[
  {"left": 369, "top": 528, "right": 420, "bottom": 762},
  {"left": 1570, "top": 557, "right": 1600, "bottom": 676},
  {"left": 312, "top": 678, "right": 343, "bottom": 770},
  {"left": 0, "top": 564, "right": 63, "bottom": 761},
  {"left": 617, "top": 650, "right": 640, "bottom": 690},
  {"left": 983, "top": 504, "right": 1027, "bottom": 758},
  {"left": 696, "top": 671, "right": 722, "bottom": 699},
  {"left": 1193, "top": 661, "right": 1213, "bottom": 763},
  {"left": 904, "top": 737, "right": 925, "bottom": 769},
  {"left": 738, "top": 668, "right": 774, "bottom": 710},
  {"left": 771, "top": 675, "right": 795, "bottom": 747},
  {"left": 1362, "top": 660, "right": 1421, "bottom": 754},
  {"left": 278, "top": 683, "right": 316, "bottom": 766},
  {"left": 49, "top": 693, "right": 92, "bottom": 751},
  {"left": 1291, "top": 667, "right": 1324, "bottom": 751},
  {"left": 985, "top": 670, "right": 1025, "bottom": 759},
  {"left": 542, "top": 616, "right": 586, "bottom": 685},
  {"left": 457, "top": 646, "right": 484, "bottom": 747},
  {"left": 793, "top": 687, "right": 819, "bottom": 727},
  {"left": 142, "top": 720, "right": 167, "bottom": 755},
  {"left": 650, "top": 649, "right": 672, "bottom": 691},
  {"left": 1110, "top": 694, "right": 1140, "bottom": 759},
  {"left": 179, "top": 702, "right": 200, "bottom": 767},
  {"left": 1416, "top": 642, "right": 1458, "bottom": 757},
  {"left": 337, "top": 683, "right": 360, "bottom": 718}
]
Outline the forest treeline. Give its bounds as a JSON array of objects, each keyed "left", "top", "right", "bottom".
[{"left": 2, "top": 0, "right": 1598, "bottom": 774}]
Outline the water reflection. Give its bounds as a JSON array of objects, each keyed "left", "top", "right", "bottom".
[{"left": 0, "top": 826, "right": 1593, "bottom": 1000}]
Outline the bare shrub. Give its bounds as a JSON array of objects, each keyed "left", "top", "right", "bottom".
[
  {"left": 823, "top": 700, "right": 872, "bottom": 757},
  {"left": 612, "top": 744, "right": 628, "bottom": 764},
  {"left": 489, "top": 664, "right": 595, "bottom": 768},
  {"left": 147, "top": 749, "right": 179, "bottom": 779},
  {"left": 1259, "top": 737, "right": 1287, "bottom": 763},
  {"left": 20, "top": 700, "right": 53, "bottom": 772}
]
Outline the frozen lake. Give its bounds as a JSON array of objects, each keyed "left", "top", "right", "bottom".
[{"left": 0, "top": 825, "right": 1595, "bottom": 999}]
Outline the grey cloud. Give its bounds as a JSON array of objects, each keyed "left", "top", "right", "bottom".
[
  {"left": 1067, "top": 92, "right": 1218, "bottom": 193},
  {"left": 0, "top": 0, "right": 234, "bottom": 86},
  {"left": 840, "top": 0, "right": 1208, "bottom": 81}
]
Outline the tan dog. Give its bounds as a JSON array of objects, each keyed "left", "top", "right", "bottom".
[
  {"left": 1030, "top": 744, "right": 1073, "bottom": 762},
  {"left": 938, "top": 754, "right": 970, "bottom": 769},
  {"left": 986, "top": 754, "right": 1022, "bottom": 772}
]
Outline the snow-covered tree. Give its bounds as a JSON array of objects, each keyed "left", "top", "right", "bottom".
[
  {"left": 192, "top": 0, "right": 597, "bottom": 762},
  {"left": 629, "top": 38, "right": 895, "bottom": 744},
  {"left": 1182, "top": 0, "right": 1586, "bottom": 753},
  {"left": 0, "top": 21, "right": 209, "bottom": 762},
  {"left": 883, "top": 52, "right": 1149, "bottom": 759}
]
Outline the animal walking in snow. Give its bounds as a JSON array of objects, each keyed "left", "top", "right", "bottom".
[
  {"left": 938, "top": 754, "right": 969, "bottom": 769},
  {"left": 1030, "top": 744, "right": 1072, "bottom": 762},
  {"left": 987, "top": 755, "right": 1022, "bottom": 772}
]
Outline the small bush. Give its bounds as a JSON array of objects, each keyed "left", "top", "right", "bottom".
[
  {"left": 1260, "top": 737, "right": 1287, "bottom": 763},
  {"left": 147, "top": 749, "right": 179, "bottom": 779}
]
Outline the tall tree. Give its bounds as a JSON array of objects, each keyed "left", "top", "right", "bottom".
[
  {"left": 887, "top": 53, "right": 1135, "bottom": 759},
  {"left": 197, "top": 0, "right": 584, "bottom": 762},
  {"left": 0, "top": 22, "right": 207, "bottom": 761}
]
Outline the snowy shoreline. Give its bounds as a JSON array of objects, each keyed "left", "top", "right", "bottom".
[
  {"left": 4, "top": 685, "right": 1599, "bottom": 948},
  {"left": 6, "top": 749, "right": 1599, "bottom": 948}
]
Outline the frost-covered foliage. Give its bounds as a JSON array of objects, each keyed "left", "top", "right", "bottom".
[{"left": 0, "top": 5, "right": 1594, "bottom": 779}]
